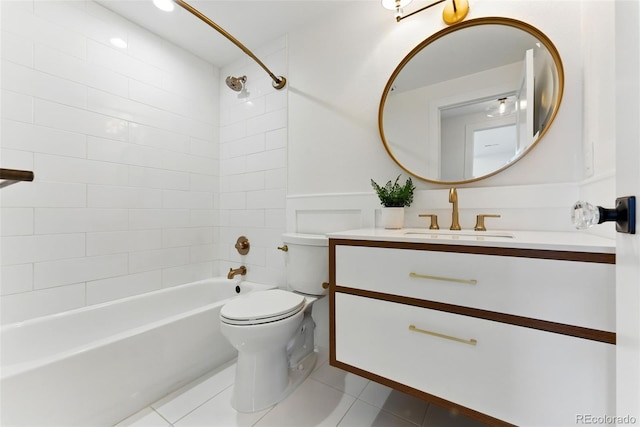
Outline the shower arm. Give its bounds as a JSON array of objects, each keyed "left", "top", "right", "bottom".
[{"left": 173, "top": 0, "right": 287, "bottom": 90}]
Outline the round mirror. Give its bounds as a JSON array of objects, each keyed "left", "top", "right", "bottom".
[{"left": 379, "top": 17, "right": 564, "bottom": 184}]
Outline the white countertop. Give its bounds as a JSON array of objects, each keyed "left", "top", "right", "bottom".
[{"left": 327, "top": 228, "right": 616, "bottom": 253}]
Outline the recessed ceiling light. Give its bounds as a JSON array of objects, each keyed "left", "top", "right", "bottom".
[
  {"left": 109, "top": 37, "right": 128, "bottom": 49},
  {"left": 153, "top": 0, "right": 175, "bottom": 12}
]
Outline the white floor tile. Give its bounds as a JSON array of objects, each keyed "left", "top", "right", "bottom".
[
  {"left": 115, "top": 353, "right": 483, "bottom": 427},
  {"left": 152, "top": 360, "right": 236, "bottom": 423},
  {"left": 338, "top": 400, "right": 421, "bottom": 427},
  {"left": 311, "top": 361, "right": 370, "bottom": 397},
  {"left": 175, "top": 386, "right": 270, "bottom": 427},
  {"left": 422, "top": 404, "right": 487, "bottom": 427},
  {"left": 314, "top": 345, "right": 330, "bottom": 371},
  {"left": 115, "top": 407, "right": 171, "bottom": 427},
  {"left": 254, "top": 378, "right": 356, "bottom": 427},
  {"left": 358, "top": 382, "right": 428, "bottom": 426}
]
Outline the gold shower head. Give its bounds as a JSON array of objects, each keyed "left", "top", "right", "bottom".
[{"left": 225, "top": 75, "right": 247, "bottom": 92}]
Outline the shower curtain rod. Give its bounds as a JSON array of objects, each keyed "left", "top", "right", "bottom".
[{"left": 173, "top": 0, "right": 287, "bottom": 89}]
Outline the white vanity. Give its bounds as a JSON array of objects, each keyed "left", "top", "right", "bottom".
[{"left": 328, "top": 228, "right": 615, "bottom": 426}]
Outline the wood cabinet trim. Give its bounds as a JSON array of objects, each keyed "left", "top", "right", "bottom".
[
  {"left": 330, "top": 358, "right": 517, "bottom": 427},
  {"left": 333, "top": 285, "right": 615, "bottom": 344},
  {"left": 329, "top": 238, "right": 615, "bottom": 264}
]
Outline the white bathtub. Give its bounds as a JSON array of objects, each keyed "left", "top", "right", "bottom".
[{"left": 0, "top": 278, "right": 275, "bottom": 426}]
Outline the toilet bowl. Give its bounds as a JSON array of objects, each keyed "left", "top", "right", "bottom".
[{"left": 220, "top": 233, "right": 328, "bottom": 413}]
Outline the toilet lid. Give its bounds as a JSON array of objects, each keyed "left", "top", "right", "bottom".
[{"left": 220, "top": 290, "right": 305, "bottom": 325}]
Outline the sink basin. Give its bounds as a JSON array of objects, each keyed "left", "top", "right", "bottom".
[{"left": 403, "top": 229, "right": 514, "bottom": 239}]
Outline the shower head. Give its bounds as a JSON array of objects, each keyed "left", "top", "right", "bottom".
[{"left": 225, "top": 75, "right": 247, "bottom": 92}]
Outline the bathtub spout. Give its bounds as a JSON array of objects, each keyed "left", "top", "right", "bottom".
[{"left": 227, "top": 266, "right": 247, "bottom": 279}]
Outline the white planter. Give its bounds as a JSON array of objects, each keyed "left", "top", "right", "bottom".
[{"left": 381, "top": 207, "right": 405, "bottom": 229}]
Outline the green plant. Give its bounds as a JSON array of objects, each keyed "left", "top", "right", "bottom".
[{"left": 370, "top": 175, "right": 415, "bottom": 207}]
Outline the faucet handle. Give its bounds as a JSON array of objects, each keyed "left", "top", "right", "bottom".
[
  {"left": 474, "top": 214, "right": 501, "bottom": 231},
  {"left": 418, "top": 214, "right": 440, "bottom": 230}
]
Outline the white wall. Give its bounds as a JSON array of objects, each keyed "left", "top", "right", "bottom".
[
  {"left": 0, "top": 1, "right": 219, "bottom": 323},
  {"left": 578, "top": 0, "right": 616, "bottom": 238},
  {"left": 581, "top": 0, "right": 616, "bottom": 181}
]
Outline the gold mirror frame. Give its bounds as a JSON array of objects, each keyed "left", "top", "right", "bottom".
[{"left": 379, "top": 17, "right": 565, "bottom": 185}]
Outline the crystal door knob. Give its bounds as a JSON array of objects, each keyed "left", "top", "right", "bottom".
[
  {"left": 572, "top": 201, "right": 607, "bottom": 229},
  {"left": 572, "top": 196, "right": 636, "bottom": 234}
]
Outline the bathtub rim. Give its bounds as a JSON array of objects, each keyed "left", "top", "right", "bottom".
[{"left": 1, "top": 278, "right": 275, "bottom": 379}]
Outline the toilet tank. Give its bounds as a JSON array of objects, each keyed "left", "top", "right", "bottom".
[{"left": 282, "top": 233, "right": 328, "bottom": 296}]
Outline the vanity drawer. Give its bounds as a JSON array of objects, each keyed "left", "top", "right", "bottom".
[
  {"left": 334, "top": 244, "right": 614, "bottom": 331},
  {"left": 334, "top": 292, "right": 615, "bottom": 426}
]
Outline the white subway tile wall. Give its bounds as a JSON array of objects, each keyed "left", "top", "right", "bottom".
[
  {"left": 218, "top": 36, "right": 288, "bottom": 288},
  {"left": 1, "top": 1, "right": 221, "bottom": 323}
]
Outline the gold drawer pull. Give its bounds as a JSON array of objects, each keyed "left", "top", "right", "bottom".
[
  {"left": 409, "top": 272, "right": 477, "bottom": 285},
  {"left": 409, "top": 324, "right": 477, "bottom": 346}
]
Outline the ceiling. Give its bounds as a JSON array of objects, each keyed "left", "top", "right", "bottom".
[{"left": 96, "top": 0, "right": 348, "bottom": 68}]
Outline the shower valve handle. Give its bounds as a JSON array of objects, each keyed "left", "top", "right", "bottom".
[{"left": 235, "top": 236, "right": 250, "bottom": 255}]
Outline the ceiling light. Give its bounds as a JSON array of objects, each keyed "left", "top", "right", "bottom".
[
  {"left": 486, "top": 97, "right": 517, "bottom": 118},
  {"left": 153, "top": 0, "right": 175, "bottom": 12},
  {"left": 109, "top": 37, "right": 128, "bottom": 49}
]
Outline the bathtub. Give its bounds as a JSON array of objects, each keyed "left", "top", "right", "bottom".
[{"left": 0, "top": 278, "right": 275, "bottom": 426}]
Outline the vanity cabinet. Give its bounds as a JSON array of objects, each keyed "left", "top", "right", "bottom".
[{"left": 329, "top": 235, "right": 615, "bottom": 426}]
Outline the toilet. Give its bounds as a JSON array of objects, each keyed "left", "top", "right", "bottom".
[{"left": 219, "top": 233, "right": 328, "bottom": 413}]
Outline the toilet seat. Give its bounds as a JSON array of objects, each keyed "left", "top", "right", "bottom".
[{"left": 220, "top": 290, "right": 306, "bottom": 325}]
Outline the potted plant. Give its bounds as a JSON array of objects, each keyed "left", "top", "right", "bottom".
[{"left": 371, "top": 175, "right": 415, "bottom": 229}]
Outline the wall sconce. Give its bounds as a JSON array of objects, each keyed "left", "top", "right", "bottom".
[
  {"left": 382, "top": 0, "right": 469, "bottom": 25},
  {"left": 381, "top": 0, "right": 414, "bottom": 20}
]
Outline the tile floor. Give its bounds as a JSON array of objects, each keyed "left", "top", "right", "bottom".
[{"left": 116, "top": 347, "right": 486, "bottom": 427}]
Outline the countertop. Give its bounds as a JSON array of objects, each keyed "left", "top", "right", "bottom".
[{"left": 327, "top": 228, "right": 616, "bottom": 253}]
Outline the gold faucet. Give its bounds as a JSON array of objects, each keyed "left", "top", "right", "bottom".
[
  {"left": 227, "top": 265, "right": 247, "bottom": 279},
  {"left": 449, "top": 188, "right": 461, "bottom": 230}
]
